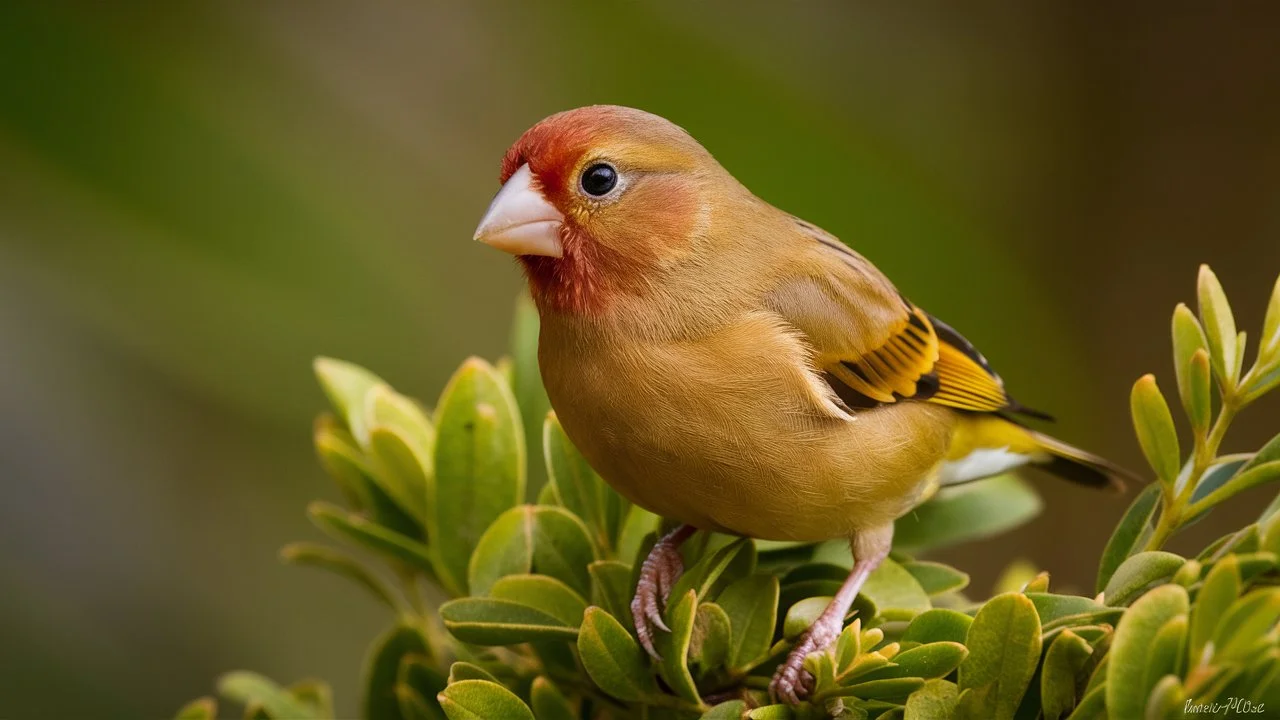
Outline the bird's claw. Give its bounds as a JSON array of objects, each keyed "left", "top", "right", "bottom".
[
  {"left": 632, "top": 532, "right": 687, "bottom": 660},
  {"left": 770, "top": 616, "right": 843, "bottom": 704}
]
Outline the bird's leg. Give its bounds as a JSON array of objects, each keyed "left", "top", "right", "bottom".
[
  {"left": 770, "top": 524, "right": 893, "bottom": 705},
  {"left": 632, "top": 524, "right": 697, "bottom": 660}
]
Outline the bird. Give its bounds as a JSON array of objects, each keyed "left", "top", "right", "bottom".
[{"left": 472, "top": 105, "right": 1131, "bottom": 704}]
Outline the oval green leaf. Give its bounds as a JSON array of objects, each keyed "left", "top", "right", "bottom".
[
  {"left": 1039, "top": 629, "right": 1092, "bottom": 720},
  {"left": 958, "top": 592, "right": 1042, "bottom": 720},
  {"left": 489, "top": 574, "right": 587, "bottom": 628},
  {"left": 432, "top": 357, "right": 526, "bottom": 596},
  {"left": 1102, "top": 550, "right": 1184, "bottom": 607},
  {"left": 903, "top": 608, "right": 973, "bottom": 646},
  {"left": 577, "top": 606, "right": 657, "bottom": 702},
  {"left": 438, "top": 679, "right": 534, "bottom": 720},
  {"left": 1198, "top": 265, "right": 1239, "bottom": 386},
  {"left": 1130, "top": 374, "right": 1181, "bottom": 489},
  {"left": 718, "top": 573, "right": 780, "bottom": 671},
  {"left": 1106, "top": 583, "right": 1189, "bottom": 719},
  {"left": 439, "top": 597, "right": 577, "bottom": 645}
]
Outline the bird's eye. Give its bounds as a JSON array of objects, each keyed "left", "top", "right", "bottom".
[{"left": 580, "top": 163, "right": 618, "bottom": 197}]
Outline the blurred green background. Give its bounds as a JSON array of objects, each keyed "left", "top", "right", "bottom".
[{"left": 2, "top": 2, "right": 1278, "bottom": 717}]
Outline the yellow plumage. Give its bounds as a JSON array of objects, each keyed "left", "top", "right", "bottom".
[{"left": 475, "top": 105, "right": 1132, "bottom": 701}]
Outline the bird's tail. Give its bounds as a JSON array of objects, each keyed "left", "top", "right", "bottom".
[{"left": 943, "top": 414, "right": 1133, "bottom": 492}]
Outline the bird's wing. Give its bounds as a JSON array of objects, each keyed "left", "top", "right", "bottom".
[{"left": 769, "top": 220, "right": 1037, "bottom": 416}]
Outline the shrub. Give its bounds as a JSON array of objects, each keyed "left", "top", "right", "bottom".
[{"left": 178, "top": 266, "right": 1280, "bottom": 720}]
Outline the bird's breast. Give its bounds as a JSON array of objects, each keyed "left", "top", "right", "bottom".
[{"left": 537, "top": 311, "right": 955, "bottom": 541}]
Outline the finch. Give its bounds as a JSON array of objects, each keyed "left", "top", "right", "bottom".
[{"left": 473, "top": 105, "right": 1131, "bottom": 704}]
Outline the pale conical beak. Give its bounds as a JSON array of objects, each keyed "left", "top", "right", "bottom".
[{"left": 473, "top": 164, "right": 564, "bottom": 257}]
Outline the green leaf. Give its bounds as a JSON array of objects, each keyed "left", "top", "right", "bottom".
[
  {"left": 588, "top": 560, "right": 635, "bottom": 630},
  {"left": 368, "top": 424, "right": 431, "bottom": 523},
  {"left": 1106, "top": 583, "right": 1189, "bottom": 719},
  {"left": 1146, "top": 614, "right": 1187, "bottom": 694},
  {"left": 690, "top": 602, "right": 732, "bottom": 673},
  {"left": 313, "top": 417, "right": 423, "bottom": 537},
  {"left": 858, "top": 642, "right": 968, "bottom": 681},
  {"left": 218, "top": 672, "right": 315, "bottom": 720},
  {"left": 511, "top": 292, "right": 552, "bottom": 492},
  {"left": 700, "top": 700, "right": 747, "bottom": 719},
  {"left": 902, "top": 561, "right": 970, "bottom": 597},
  {"left": 438, "top": 680, "right": 534, "bottom": 720},
  {"left": 861, "top": 558, "right": 931, "bottom": 621},
  {"left": 902, "top": 609, "right": 973, "bottom": 647},
  {"left": 903, "top": 678, "right": 958, "bottom": 719},
  {"left": 577, "top": 606, "right": 658, "bottom": 702},
  {"left": 365, "top": 384, "right": 436, "bottom": 457},
  {"left": 1198, "top": 265, "right": 1240, "bottom": 386},
  {"left": 432, "top": 357, "right": 526, "bottom": 596},
  {"left": 1130, "top": 374, "right": 1181, "bottom": 489},
  {"left": 439, "top": 597, "right": 578, "bottom": 645},
  {"left": 446, "top": 662, "right": 497, "bottom": 685},
  {"left": 1102, "top": 551, "right": 1184, "bottom": 607},
  {"left": 467, "top": 506, "right": 535, "bottom": 597},
  {"left": 544, "top": 412, "right": 615, "bottom": 554},
  {"left": 1144, "top": 675, "right": 1187, "bottom": 720},
  {"left": 895, "top": 475, "right": 1042, "bottom": 553},
  {"left": 783, "top": 596, "right": 831, "bottom": 641},
  {"left": 1096, "top": 483, "right": 1161, "bottom": 593},
  {"left": 174, "top": 697, "right": 217, "bottom": 720},
  {"left": 1213, "top": 587, "right": 1280, "bottom": 662},
  {"left": 307, "top": 502, "right": 437, "bottom": 579},
  {"left": 957, "top": 593, "right": 1042, "bottom": 720},
  {"left": 313, "top": 416, "right": 374, "bottom": 511},
  {"left": 655, "top": 590, "right": 701, "bottom": 704},
  {"left": 1183, "top": 349, "right": 1213, "bottom": 438},
  {"left": 529, "top": 677, "right": 575, "bottom": 720},
  {"left": 1261, "top": 273, "right": 1280, "bottom": 360},
  {"left": 718, "top": 573, "right": 780, "bottom": 671},
  {"left": 827, "top": 677, "right": 925, "bottom": 701},
  {"left": 363, "top": 623, "right": 431, "bottom": 720},
  {"left": 314, "top": 357, "right": 385, "bottom": 444},
  {"left": 1188, "top": 554, "right": 1240, "bottom": 667},
  {"left": 280, "top": 542, "right": 403, "bottom": 611},
  {"left": 531, "top": 505, "right": 597, "bottom": 597},
  {"left": 1190, "top": 461, "right": 1280, "bottom": 514},
  {"left": 1172, "top": 304, "right": 1211, "bottom": 428},
  {"left": 1024, "top": 593, "right": 1106, "bottom": 625},
  {"left": 489, "top": 574, "right": 587, "bottom": 628},
  {"left": 1039, "top": 630, "right": 1092, "bottom": 720}
]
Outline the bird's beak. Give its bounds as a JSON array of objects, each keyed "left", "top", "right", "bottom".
[{"left": 473, "top": 164, "right": 564, "bottom": 257}]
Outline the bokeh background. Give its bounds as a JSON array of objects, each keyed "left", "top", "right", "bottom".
[{"left": 2, "top": 1, "right": 1278, "bottom": 716}]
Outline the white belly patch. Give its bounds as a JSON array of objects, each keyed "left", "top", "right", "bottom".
[{"left": 938, "top": 447, "right": 1033, "bottom": 486}]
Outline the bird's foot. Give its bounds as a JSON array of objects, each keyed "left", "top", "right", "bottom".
[
  {"left": 631, "top": 525, "right": 694, "bottom": 660},
  {"left": 769, "top": 613, "right": 844, "bottom": 705}
]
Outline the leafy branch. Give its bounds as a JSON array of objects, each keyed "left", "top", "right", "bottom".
[{"left": 178, "top": 271, "right": 1280, "bottom": 720}]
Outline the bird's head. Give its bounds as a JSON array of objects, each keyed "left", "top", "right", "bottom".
[{"left": 474, "top": 105, "right": 720, "bottom": 314}]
